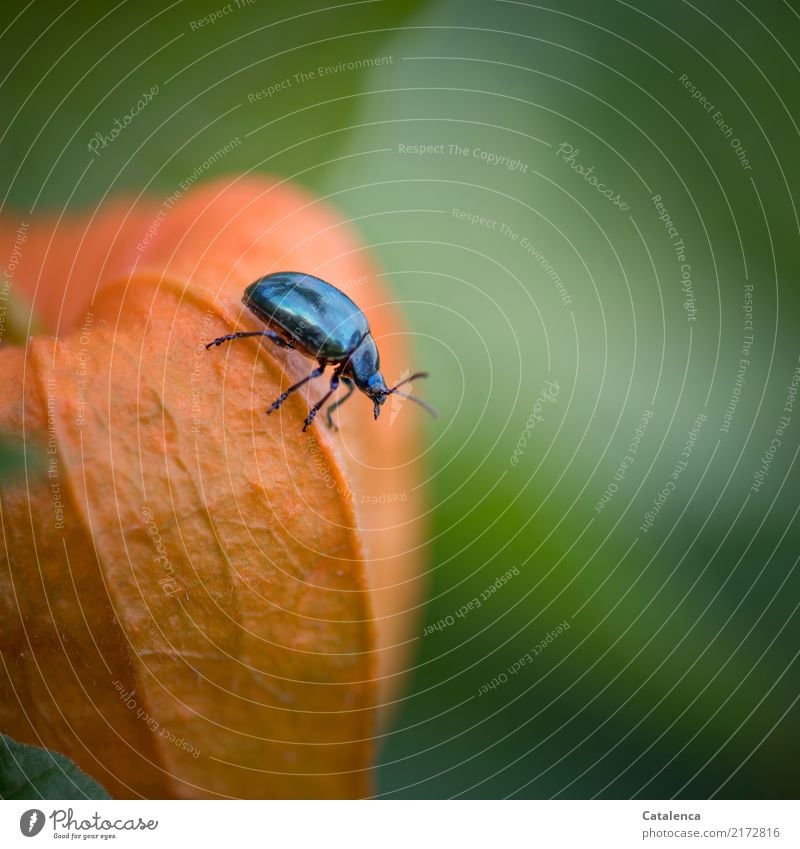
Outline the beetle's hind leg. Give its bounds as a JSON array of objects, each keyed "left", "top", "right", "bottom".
[
  {"left": 267, "top": 365, "right": 325, "bottom": 415},
  {"left": 206, "top": 329, "right": 293, "bottom": 350},
  {"left": 324, "top": 378, "right": 355, "bottom": 430}
]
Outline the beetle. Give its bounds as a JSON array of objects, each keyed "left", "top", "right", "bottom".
[{"left": 206, "top": 271, "right": 435, "bottom": 431}]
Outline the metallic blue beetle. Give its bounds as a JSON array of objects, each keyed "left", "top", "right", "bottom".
[{"left": 206, "top": 271, "right": 434, "bottom": 431}]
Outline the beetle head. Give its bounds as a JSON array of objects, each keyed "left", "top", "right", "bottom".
[
  {"left": 349, "top": 335, "right": 436, "bottom": 421},
  {"left": 368, "top": 372, "right": 436, "bottom": 421},
  {"left": 364, "top": 373, "right": 390, "bottom": 419}
]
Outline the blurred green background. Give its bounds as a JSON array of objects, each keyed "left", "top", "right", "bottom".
[{"left": 2, "top": 0, "right": 799, "bottom": 798}]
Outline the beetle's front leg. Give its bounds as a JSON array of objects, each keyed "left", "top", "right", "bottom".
[
  {"left": 325, "top": 378, "right": 355, "bottom": 430},
  {"left": 303, "top": 367, "right": 344, "bottom": 431}
]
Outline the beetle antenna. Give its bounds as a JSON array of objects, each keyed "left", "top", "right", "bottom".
[
  {"left": 386, "top": 371, "right": 429, "bottom": 393},
  {"left": 383, "top": 372, "right": 436, "bottom": 417},
  {"left": 388, "top": 390, "right": 438, "bottom": 418}
]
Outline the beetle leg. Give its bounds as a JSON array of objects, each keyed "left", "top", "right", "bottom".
[
  {"left": 303, "top": 370, "right": 343, "bottom": 432},
  {"left": 267, "top": 365, "right": 325, "bottom": 415},
  {"left": 324, "top": 378, "right": 355, "bottom": 430},
  {"left": 205, "top": 329, "right": 293, "bottom": 350}
]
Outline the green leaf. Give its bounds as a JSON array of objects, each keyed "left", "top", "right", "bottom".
[
  {"left": 0, "top": 0, "right": 427, "bottom": 208},
  {"left": 0, "top": 436, "right": 44, "bottom": 481},
  {"left": 0, "top": 734, "right": 111, "bottom": 800},
  {"left": 0, "top": 441, "right": 25, "bottom": 479}
]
